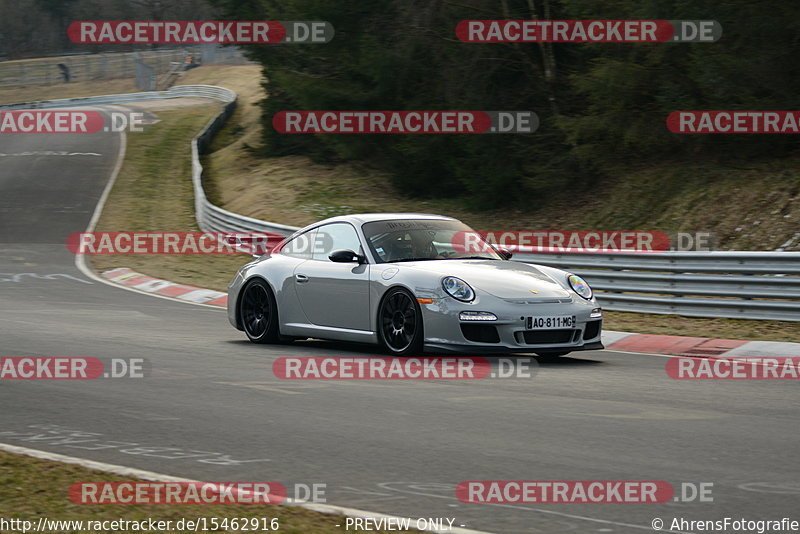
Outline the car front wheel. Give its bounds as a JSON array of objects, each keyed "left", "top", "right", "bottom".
[{"left": 377, "top": 288, "right": 424, "bottom": 355}]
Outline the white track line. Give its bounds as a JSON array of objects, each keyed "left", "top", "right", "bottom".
[{"left": 0, "top": 443, "right": 490, "bottom": 534}]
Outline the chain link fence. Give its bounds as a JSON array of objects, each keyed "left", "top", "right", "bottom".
[{"left": 0, "top": 46, "right": 250, "bottom": 89}]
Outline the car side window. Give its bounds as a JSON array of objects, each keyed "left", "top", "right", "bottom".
[
  {"left": 312, "top": 223, "right": 363, "bottom": 261},
  {"left": 278, "top": 229, "right": 316, "bottom": 259}
]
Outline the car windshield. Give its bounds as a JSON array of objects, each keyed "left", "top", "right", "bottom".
[{"left": 362, "top": 219, "right": 500, "bottom": 263}]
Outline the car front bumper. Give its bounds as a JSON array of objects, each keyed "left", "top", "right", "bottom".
[{"left": 418, "top": 292, "right": 603, "bottom": 354}]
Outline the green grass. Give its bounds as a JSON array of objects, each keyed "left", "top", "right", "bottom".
[
  {"left": 88, "top": 106, "right": 251, "bottom": 291},
  {"left": 602, "top": 311, "right": 799, "bottom": 343},
  {"left": 0, "top": 78, "right": 140, "bottom": 105},
  {"left": 553, "top": 160, "right": 800, "bottom": 251},
  {"left": 0, "top": 451, "right": 412, "bottom": 533}
]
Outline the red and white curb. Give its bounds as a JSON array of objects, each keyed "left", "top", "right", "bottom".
[
  {"left": 603, "top": 331, "right": 800, "bottom": 357},
  {"left": 101, "top": 268, "right": 800, "bottom": 357},
  {"left": 102, "top": 267, "right": 227, "bottom": 306}
]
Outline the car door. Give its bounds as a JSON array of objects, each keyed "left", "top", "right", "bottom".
[
  {"left": 271, "top": 228, "right": 317, "bottom": 325},
  {"left": 293, "top": 222, "right": 370, "bottom": 331}
]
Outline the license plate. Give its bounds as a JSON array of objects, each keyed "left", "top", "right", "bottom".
[{"left": 526, "top": 315, "right": 576, "bottom": 329}]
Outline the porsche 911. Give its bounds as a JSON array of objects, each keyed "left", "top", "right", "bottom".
[{"left": 228, "top": 213, "right": 603, "bottom": 356}]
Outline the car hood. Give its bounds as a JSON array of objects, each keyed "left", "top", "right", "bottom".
[{"left": 400, "top": 260, "right": 573, "bottom": 299}]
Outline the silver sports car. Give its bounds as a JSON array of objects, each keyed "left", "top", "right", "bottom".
[{"left": 227, "top": 213, "right": 603, "bottom": 356}]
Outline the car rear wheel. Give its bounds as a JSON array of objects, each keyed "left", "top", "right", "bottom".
[
  {"left": 240, "top": 278, "right": 280, "bottom": 344},
  {"left": 378, "top": 288, "right": 424, "bottom": 355}
]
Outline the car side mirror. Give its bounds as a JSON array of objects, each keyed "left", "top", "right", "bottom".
[
  {"left": 495, "top": 246, "right": 513, "bottom": 260},
  {"left": 329, "top": 249, "right": 363, "bottom": 263}
]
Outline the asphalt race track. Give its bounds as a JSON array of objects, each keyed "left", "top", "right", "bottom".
[{"left": 1, "top": 112, "right": 798, "bottom": 533}]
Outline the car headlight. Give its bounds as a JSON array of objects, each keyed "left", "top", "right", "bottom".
[
  {"left": 567, "top": 274, "right": 593, "bottom": 300},
  {"left": 442, "top": 276, "right": 475, "bottom": 302}
]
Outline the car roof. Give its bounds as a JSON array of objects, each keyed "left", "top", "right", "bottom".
[{"left": 313, "top": 213, "right": 459, "bottom": 226}]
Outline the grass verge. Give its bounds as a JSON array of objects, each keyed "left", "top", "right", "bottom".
[
  {"left": 602, "top": 311, "right": 799, "bottom": 343},
  {"left": 0, "top": 78, "right": 140, "bottom": 106},
  {"left": 0, "top": 451, "right": 411, "bottom": 533},
  {"left": 87, "top": 106, "right": 250, "bottom": 291}
]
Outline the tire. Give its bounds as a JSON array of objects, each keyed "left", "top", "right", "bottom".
[
  {"left": 377, "top": 287, "right": 424, "bottom": 356},
  {"left": 239, "top": 278, "right": 280, "bottom": 344}
]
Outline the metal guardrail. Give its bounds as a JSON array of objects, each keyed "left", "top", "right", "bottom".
[
  {"left": 513, "top": 251, "right": 800, "bottom": 321},
  {"left": 4, "top": 87, "right": 798, "bottom": 321},
  {"left": 0, "top": 84, "right": 239, "bottom": 110},
  {"left": 0, "top": 47, "right": 250, "bottom": 88},
  {"left": 189, "top": 90, "right": 299, "bottom": 238}
]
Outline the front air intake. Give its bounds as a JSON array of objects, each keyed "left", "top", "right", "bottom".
[
  {"left": 583, "top": 320, "right": 601, "bottom": 340},
  {"left": 516, "top": 329, "right": 574, "bottom": 345},
  {"left": 461, "top": 324, "right": 500, "bottom": 343}
]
